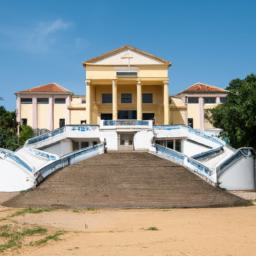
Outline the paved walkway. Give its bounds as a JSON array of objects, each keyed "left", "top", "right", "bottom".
[{"left": 4, "top": 152, "right": 248, "bottom": 208}]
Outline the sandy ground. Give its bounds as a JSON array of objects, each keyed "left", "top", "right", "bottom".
[{"left": 1, "top": 205, "right": 256, "bottom": 256}]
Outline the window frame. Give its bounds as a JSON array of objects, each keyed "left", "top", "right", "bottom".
[
  {"left": 21, "top": 98, "right": 32, "bottom": 104},
  {"left": 54, "top": 98, "right": 66, "bottom": 104},
  {"left": 121, "top": 93, "right": 132, "bottom": 104},
  {"left": 187, "top": 97, "right": 199, "bottom": 104},
  {"left": 102, "top": 93, "right": 112, "bottom": 104},
  {"left": 204, "top": 97, "right": 216, "bottom": 104},
  {"left": 37, "top": 98, "right": 49, "bottom": 104},
  {"left": 142, "top": 93, "right": 153, "bottom": 103}
]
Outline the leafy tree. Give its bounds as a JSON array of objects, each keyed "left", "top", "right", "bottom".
[
  {"left": 19, "top": 125, "right": 34, "bottom": 145},
  {"left": 0, "top": 106, "right": 33, "bottom": 150},
  {"left": 207, "top": 74, "right": 256, "bottom": 149}
]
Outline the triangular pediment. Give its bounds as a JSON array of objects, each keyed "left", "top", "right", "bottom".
[{"left": 84, "top": 45, "right": 170, "bottom": 66}]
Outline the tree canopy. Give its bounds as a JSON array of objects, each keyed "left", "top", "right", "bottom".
[
  {"left": 0, "top": 106, "right": 33, "bottom": 150},
  {"left": 207, "top": 74, "right": 256, "bottom": 149}
]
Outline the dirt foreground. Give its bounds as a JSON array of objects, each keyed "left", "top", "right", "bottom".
[{"left": 1, "top": 205, "right": 256, "bottom": 256}]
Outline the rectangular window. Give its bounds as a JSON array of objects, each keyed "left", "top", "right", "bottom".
[
  {"left": 188, "top": 118, "right": 193, "bottom": 128},
  {"left": 102, "top": 93, "right": 112, "bottom": 103},
  {"left": 80, "top": 120, "right": 86, "bottom": 124},
  {"left": 204, "top": 97, "right": 216, "bottom": 104},
  {"left": 187, "top": 97, "right": 199, "bottom": 104},
  {"left": 118, "top": 110, "right": 137, "bottom": 119},
  {"left": 81, "top": 98, "right": 86, "bottom": 104},
  {"left": 21, "top": 98, "right": 32, "bottom": 104},
  {"left": 175, "top": 140, "right": 182, "bottom": 152},
  {"left": 142, "top": 93, "right": 153, "bottom": 103},
  {"left": 59, "top": 118, "right": 65, "bottom": 128},
  {"left": 81, "top": 141, "right": 89, "bottom": 148},
  {"left": 220, "top": 97, "right": 227, "bottom": 103},
  {"left": 21, "top": 118, "right": 27, "bottom": 125},
  {"left": 101, "top": 113, "right": 113, "bottom": 120},
  {"left": 37, "top": 98, "right": 49, "bottom": 104},
  {"left": 121, "top": 93, "right": 132, "bottom": 103},
  {"left": 167, "top": 140, "right": 174, "bottom": 149},
  {"left": 142, "top": 113, "right": 155, "bottom": 120},
  {"left": 54, "top": 98, "right": 66, "bottom": 104}
]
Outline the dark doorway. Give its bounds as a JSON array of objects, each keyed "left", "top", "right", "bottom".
[
  {"left": 118, "top": 110, "right": 137, "bottom": 119},
  {"left": 143, "top": 113, "right": 155, "bottom": 120},
  {"left": 101, "top": 113, "right": 113, "bottom": 120}
]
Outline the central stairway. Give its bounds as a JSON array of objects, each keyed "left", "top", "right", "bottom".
[{"left": 5, "top": 152, "right": 247, "bottom": 208}]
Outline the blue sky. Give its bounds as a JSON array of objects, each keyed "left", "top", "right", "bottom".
[{"left": 0, "top": 0, "right": 255, "bottom": 110}]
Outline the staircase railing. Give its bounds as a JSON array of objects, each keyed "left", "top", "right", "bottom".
[
  {"left": 25, "top": 125, "right": 99, "bottom": 146},
  {"left": 26, "top": 148, "right": 59, "bottom": 161},
  {"left": 101, "top": 120, "right": 152, "bottom": 128},
  {"left": 154, "top": 144, "right": 214, "bottom": 181},
  {"left": 216, "top": 147, "right": 255, "bottom": 178},
  {"left": 35, "top": 143, "right": 104, "bottom": 183},
  {"left": 0, "top": 148, "right": 33, "bottom": 173},
  {"left": 154, "top": 125, "right": 225, "bottom": 146},
  {"left": 191, "top": 146, "right": 224, "bottom": 160}
]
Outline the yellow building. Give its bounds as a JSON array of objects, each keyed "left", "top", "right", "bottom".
[{"left": 15, "top": 45, "right": 227, "bottom": 133}]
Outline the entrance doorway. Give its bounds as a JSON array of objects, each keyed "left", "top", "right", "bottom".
[
  {"left": 118, "top": 132, "right": 134, "bottom": 151},
  {"left": 118, "top": 110, "right": 137, "bottom": 119}
]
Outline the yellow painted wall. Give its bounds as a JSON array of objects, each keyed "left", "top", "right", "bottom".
[
  {"left": 71, "top": 109, "right": 86, "bottom": 124},
  {"left": 53, "top": 104, "right": 67, "bottom": 129},
  {"left": 86, "top": 65, "right": 168, "bottom": 80},
  {"left": 20, "top": 104, "right": 33, "bottom": 127},
  {"left": 37, "top": 104, "right": 50, "bottom": 129},
  {"left": 187, "top": 103, "right": 201, "bottom": 129},
  {"left": 90, "top": 83, "right": 164, "bottom": 124}
]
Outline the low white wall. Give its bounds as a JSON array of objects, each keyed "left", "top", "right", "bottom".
[
  {"left": 41, "top": 139, "right": 73, "bottom": 156},
  {"left": 183, "top": 139, "right": 210, "bottom": 157},
  {"left": 0, "top": 159, "right": 35, "bottom": 192},
  {"left": 100, "top": 131, "right": 118, "bottom": 150},
  {"left": 218, "top": 157, "right": 255, "bottom": 190},
  {"left": 134, "top": 130, "right": 154, "bottom": 151}
]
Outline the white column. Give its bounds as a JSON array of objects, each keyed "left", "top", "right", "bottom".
[
  {"left": 163, "top": 80, "right": 170, "bottom": 125},
  {"left": 66, "top": 95, "right": 71, "bottom": 125},
  {"left": 112, "top": 79, "right": 117, "bottom": 120},
  {"left": 49, "top": 96, "right": 54, "bottom": 130},
  {"left": 216, "top": 96, "right": 221, "bottom": 104},
  {"left": 199, "top": 97, "right": 204, "bottom": 130},
  {"left": 16, "top": 96, "right": 21, "bottom": 136},
  {"left": 16, "top": 96, "right": 21, "bottom": 123},
  {"left": 32, "top": 96, "right": 37, "bottom": 129},
  {"left": 137, "top": 80, "right": 142, "bottom": 120},
  {"left": 85, "top": 80, "right": 91, "bottom": 124}
]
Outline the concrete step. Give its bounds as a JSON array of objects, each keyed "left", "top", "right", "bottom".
[{"left": 5, "top": 152, "right": 248, "bottom": 208}]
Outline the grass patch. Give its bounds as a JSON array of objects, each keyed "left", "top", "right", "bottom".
[
  {"left": 0, "top": 225, "right": 48, "bottom": 252},
  {"left": 145, "top": 226, "right": 159, "bottom": 231},
  {"left": 10, "top": 208, "right": 52, "bottom": 218},
  {"left": 30, "top": 231, "right": 64, "bottom": 246}
]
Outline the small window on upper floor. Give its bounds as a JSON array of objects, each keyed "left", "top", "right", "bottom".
[
  {"left": 188, "top": 118, "right": 193, "bottom": 128},
  {"left": 220, "top": 97, "right": 227, "bottom": 103},
  {"left": 21, "top": 98, "right": 32, "bottom": 104},
  {"left": 102, "top": 93, "right": 112, "bottom": 103},
  {"left": 121, "top": 93, "right": 132, "bottom": 103},
  {"left": 142, "top": 93, "right": 153, "bottom": 103},
  {"left": 37, "top": 98, "right": 49, "bottom": 104},
  {"left": 81, "top": 98, "right": 86, "bottom": 104},
  {"left": 187, "top": 97, "right": 199, "bottom": 104},
  {"left": 54, "top": 98, "right": 66, "bottom": 104},
  {"left": 204, "top": 97, "right": 216, "bottom": 104},
  {"left": 21, "top": 118, "right": 27, "bottom": 125}
]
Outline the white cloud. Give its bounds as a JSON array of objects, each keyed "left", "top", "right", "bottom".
[{"left": 0, "top": 19, "right": 72, "bottom": 53}]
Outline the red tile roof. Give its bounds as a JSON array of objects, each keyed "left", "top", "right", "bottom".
[
  {"left": 179, "top": 83, "right": 227, "bottom": 94},
  {"left": 16, "top": 83, "right": 72, "bottom": 94}
]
